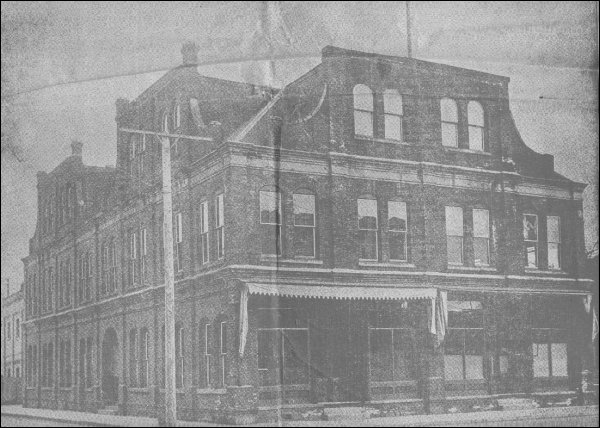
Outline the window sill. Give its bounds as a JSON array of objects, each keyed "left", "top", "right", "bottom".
[
  {"left": 524, "top": 268, "right": 567, "bottom": 275},
  {"left": 355, "top": 135, "right": 410, "bottom": 146},
  {"left": 359, "top": 261, "right": 416, "bottom": 268},
  {"left": 128, "top": 387, "right": 150, "bottom": 393},
  {"left": 448, "top": 265, "right": 496, "bottom": 272},
  {"left": 443, "top": 147, "right": 491, "bottom": 156},
  {"left": 260, "top": 255, "right": 323, "bottom": 265},
  {"left": 196, "top": 388, "right": 227, "bottom": 395}
]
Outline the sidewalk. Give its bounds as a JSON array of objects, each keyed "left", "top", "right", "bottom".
[{"left": 2, "top": 404, "right": 598, "bottom": 427}]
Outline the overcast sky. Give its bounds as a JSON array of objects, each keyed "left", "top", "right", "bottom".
[{"left": 1, "top": 1, "right": 598, "bottom": 294}]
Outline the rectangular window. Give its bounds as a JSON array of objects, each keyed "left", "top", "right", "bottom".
[
  {"left": 216, "top": 194, "right": 225, "bottom": 259},
  {"left": 388, "top": 201, "right": 408, "bottom": 261},
  {"left": 220, "top": 322, "right": 227, "bottom": 387},
  {"left": 176, "top": 327, "right": 184, "bottom": 388},
  {"left": 446, "top": 206, "right": 464, "bottom": 265},
  {"left": 532, "top": 327, "right": 568, "bottom": 379},
  {"left": 442, "top": 123, "right": 458, "bottom": 148},
  {"left": 358, "top": 198, "right": 378, "bottom": 260},
  {"left": 199, "top": 202, "right": 209, "bottom": 264},
  {"left": 293, "top": 193, "right": 316, "bottom": 257},
  {"left": 140, "top": 228, "right": 147, "bottom": 282},
  {"left": 260, "top": 190, "right": 282, "bottom": 255},
  {"left": 369, "top": 328, "right": 416, "bottom": 382},
  {"left": 86, "top": 338, "right": 92, "bottom": 388},
  {"left": 204, "top": 324, "right": 212, "bottom": 388},
  {"left": 523, "top": 214, "right": 538, "bottom": 268},
  {"left": 86, "top": 253, "right": 92, "bottom": 301},
  {"left": 175, "top": 212, "right": 183, "bottom": 272},
  {"left": 130, "top": 231, "right": 138, "bottom": 286},
  {"left": 129, "top": 330, "right": 137, "bottom": 387},
  {"left": 354, "top": 110, "right": 373, "bottom": 137},
  {"left": 473, "top": 209, "right": 490, "bottom": 266},
  {"left": 547, "top": 216, "right": 561, "bottom": 270},
  {"left": 444, "top": 301, "right": 484, "bottom": 382},
  {"left": 139, "top": 330, "right": 149, "bottom": 388}
]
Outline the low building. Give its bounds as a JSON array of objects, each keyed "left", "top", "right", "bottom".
[
  {"left": 2, "top": 283, "right": 24, "bottom": 379},
  {"left": 22, "top": 44, "right": 596, "bottom": 423}
]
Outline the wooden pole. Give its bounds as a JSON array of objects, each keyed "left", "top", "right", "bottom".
[
  {"left": 406, "top": 1, "right": 413, "bottom": 58},
  {"left": 161, "top": 136, "right": 177, "bottom": 427}
]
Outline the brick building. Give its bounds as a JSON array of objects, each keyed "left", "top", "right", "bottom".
[
  {"left": 22, "top": 44, "right": 596, "bottom": 423},
  {"left": 2, "top": 283, "right": 24, "bottom": 379}
]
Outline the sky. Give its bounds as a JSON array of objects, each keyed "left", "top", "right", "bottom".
[{"left": 1, "top": 1, "right": 598, "bottom": 295}]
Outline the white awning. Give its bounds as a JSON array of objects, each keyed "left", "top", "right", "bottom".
[{"left": 245, "top": 282, "right": 437, "bottom": 301}]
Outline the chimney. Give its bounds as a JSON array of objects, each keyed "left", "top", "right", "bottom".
[
  {"left": 71, "top": 140, "right": 83, "bottom": 157},
  {"left": 181, "top": 41, "right": 199, "bottom": 66}
]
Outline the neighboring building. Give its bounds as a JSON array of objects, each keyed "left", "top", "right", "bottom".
[
  {"left": 2, "top": 283, "right": 24, "bottom": 379},
  {"left": 22, "top": 44, "right": 595, "bottom": 422}
]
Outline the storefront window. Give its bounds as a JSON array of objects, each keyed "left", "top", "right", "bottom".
[
  {"left": 444, "top": 300, "right": 484, "bottom": 382},
  {"left": 257, "top": 306, "right": 309, "bottom": 387}
]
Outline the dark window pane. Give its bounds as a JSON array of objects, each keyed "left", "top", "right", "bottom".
[
  {"left": 360, "top": 230, "right": 377, "bottom": 260},
  {"left": 283, "top": 330, "right": 309, "bottom": 385},
  {"left": 294, "top": 227, "right": 315, "bottom": 257},
  {"left": 393, "top": 330, "right": 416, "bottom": 380},
  {"left": 370, "top": 329, "right": 393, "bottom": 381},
  {"left": 474, "top": 237, "right": 489, "bottom": 265},
  {"left": 389, "top": 232, "right": 407, "bottom": 261},
  {"left": 261, "top": 225, "right": 281, "bottom": 255}
]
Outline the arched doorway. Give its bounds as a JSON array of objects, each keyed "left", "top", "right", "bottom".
[{"left": 101, "top": 328, "right": 119, "bottom": 405}]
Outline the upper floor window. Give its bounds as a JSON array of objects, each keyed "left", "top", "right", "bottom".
[
  {"left": 473, "top": 209, "right": 490, "bottom": 266},
  {"left": 547, "top": 216, "right": 561, "bottom": 270},
  {"left": 175, "top": 324, "right": 185, "bottom": 388},
  {"left": 260, "top": 189, "right": 282, "bottom": 256},
  {"left": 140, "top": 228, "right": 147, "bottom": 283},
  {"left": 441, "top": 98, "right": 458, "bottom": 147},
  {"left": 383, "top": 89, "right": 403, "bottom": 141},
  {"left": 353, "top": 84, "right": 374, "bottom": 137},
  {"left": 162, "top": 111, "right": 169, "bottom": 133},
  {"left": 199, "top": 201, "right": 209, "bottom": 265},
  {"left": 388, "top": 200, "right": 408, "bottom": 261},
  {"left": 468, "top": 101, "right": 485, "bottom": 151},
  {"left": 293, "top": 191, "right": 316, "bottom": 258},
  {"left": 523, "top": 214, "right": 538, "bottom": 268},
  {"left": 129, "top": 230, "right": 138, "bottom": 286},
  {"left": 175, "top": 212, "right": 184, "bottom": 272},
  {"left": 215, "top": 194, "right": 225, "bottom": 259},
  {"left": 173, "top": 104, "right": 181, "bottom": 129},
  {"left": 445, "top": 206, "right": 464, "bottom": 265},
  {"left": 358, "top": 197, "right": 378, "bottom": 261}
]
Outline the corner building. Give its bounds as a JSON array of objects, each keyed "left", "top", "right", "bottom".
[{"left": 22, "top": 45, "right": 596, "bottom": 423}]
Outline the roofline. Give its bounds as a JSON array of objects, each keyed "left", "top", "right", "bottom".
[{"left": 321, "top": 45, "right": 510, "bottom": 82}]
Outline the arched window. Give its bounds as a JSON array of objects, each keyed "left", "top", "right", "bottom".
[
  {"left": 358, "top": 195, "right": 378, "bottom": 261},
  {"left": 468, "top": 101, "right": 485, "bottom": 151},
  {"left": 259, "top": 187, "right": 282, "bottom": 256},
  {"left": 384, "top": 89, "right": 403, "bottom": 141},
  {"left": 441, "top": 98, "right": 458, "bottom": 147},
  {"left": 353, "top": 84, "right": 374, "bottom": 137},
  {"left": 293, "top": 189, "right": 316, "bottom": 257}
]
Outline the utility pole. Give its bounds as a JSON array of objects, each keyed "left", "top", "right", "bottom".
[
  {"left": 118, "top": 128, "right": 212, "bottom": 427},
  {"left": 161, "top": 134, "right": 177, "bottom": 427}
]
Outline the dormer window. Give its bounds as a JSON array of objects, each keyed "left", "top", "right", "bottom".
[
  {"left": 441, "top": 98, "right": 458, "bottom": 147},
  {"left": 383, "top": 89, "right": 403, "bottom": 141},
  {"left": 468, "top": 101, "right": 485, "bottom": 151},
  {"left": 353, "top": 84, "right": 374, "bottom": 137}
]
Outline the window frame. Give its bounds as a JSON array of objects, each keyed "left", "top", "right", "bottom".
[
  {"left": 259, "top": 190, "right": 283, "bottom": 256},
  {"left": 199, "top": 201, "right": 210, "bottom": 265},
  {"left": 441, "top": 98, "right": 459, "bottom": 148},
  {"left": 467, "top": 101, "right": 485, "bottom": 151},
  {"left": 472, "top": 208, "right": 490, "bottom": 266},
  {"left": 388, "top": 200, "right": 408, "bottom": 262},
  {"left": 353, "top": 84, "right": 374, "bottom": 138},
  {"left": 215, "top": 193, "right": 225, "bottom": 259},
  {"left": 358, "top": 197, "right": 379, "bottom": 261},
  {"left": 293, "top": 192, "right": 316, "bottom": 258},
  {"left": 383, "top": 89, "right": 404, "bottom": 142},
  {"left": 175, "top": 212, "right": 184, "bottom": 272},
  {"left": 546, "top": 216, "right": 561, "bottom": 270},
  {"left": 523, "top": 214, "right": 539, "bottom": 268},
  {"left": 445, "top": 206, "right": 464, "bottom": 265}
]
